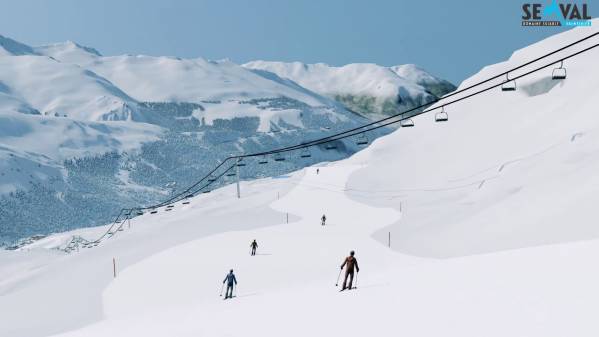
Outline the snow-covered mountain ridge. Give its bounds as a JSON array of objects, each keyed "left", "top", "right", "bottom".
[{"left": 243, "top": 61, "right": 456, "bottom": 118}]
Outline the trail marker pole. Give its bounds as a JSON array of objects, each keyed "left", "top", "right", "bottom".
[
  {"left": 113, "top": 258, "right": 116, "bottom": 278},
  {"left": 236, "top": 160, "right": 241, "bottom": 199},
  {"left": 388, "top": 232, "right": 391, "bottom": 248},
  {"left": 286, "top": 213, "right": 289, "bottom": 224}
]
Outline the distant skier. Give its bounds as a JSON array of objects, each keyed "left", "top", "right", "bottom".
[
  {"left": 316, "top": 168, "right": 320, "bottom": 175},
  {"left": 321, "top": 214, "right": 326, "bottom": 226},
  {"left": 340, "top": 250, "right": 359, "bottom": 291},
  {"left": 250, "top": 239, "right": 258, "bottom": 256},
  {"left": 222, "top": 269, "right": 237, "bottom": 299}
]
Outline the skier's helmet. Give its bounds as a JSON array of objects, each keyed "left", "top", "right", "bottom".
[
  {"left": 230, "top": 269, "right": 233, "bottom": 273},
  {"left": 350, "top": 250, "right": 355, "bottom": 256}
]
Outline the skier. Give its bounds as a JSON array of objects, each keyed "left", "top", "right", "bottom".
[
  {"left": 250, "top": 239, "right": 258, "bottom": 256},
  {"left": 321, "top": 214, "right": 326, "bottom": 226},
  {"left": 340, "top": 250, "right": 359, "bottom": 291},
  {"left": 317, "top": 168, "right": 320, "bottom": 175},
  {"left": 222, "top": 269, "right": 237, "bottom": 299}
]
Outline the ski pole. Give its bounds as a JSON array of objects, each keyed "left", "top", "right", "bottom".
[
  {"left": 219, "top": 283, "right": 225, "bottom": 297},
  {"left": 354, "top": 272, "right": 358, "bottom": 289},
  {"left": 335, "top": 268, "right": 343, "bottom": 286}
]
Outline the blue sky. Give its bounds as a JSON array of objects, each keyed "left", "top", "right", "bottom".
[{"left": 0, "top": 0, "right": 579, "bottom": 84}]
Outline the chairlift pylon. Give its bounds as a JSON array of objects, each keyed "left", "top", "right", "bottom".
[
  {"left": 501, "top": 73, "right": 516, "bottom": 91},
  {"left": 552, "top": 60, "right": 567, "bottom": 80},
  {"left": 435, "top": 106, "right": 448, "bottom": 122}
]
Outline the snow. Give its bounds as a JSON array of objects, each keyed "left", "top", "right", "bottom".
[
  {"left": 0, "top": 55, "right": 136, "bottom": 121},
  {"left": 35, "top": 47, "right": 332, "bottom": 108},
  {"left": 0, "top": 111, "right": 163, "bottom": 162},
  {"left": 243, "top": 61, "right": 426, "bottom": 98},
  {"left": 1, "top": 20, "right": 599, "bottom": 337}
]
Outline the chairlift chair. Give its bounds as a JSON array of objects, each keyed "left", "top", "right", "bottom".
[
  {"left": 300, "top": 148, "right": 312, "bottom": 158},
  {"left": 236, "top": 158, "right": 246, "bottom": 167},
  {"left": 258, "top": 156, "right": 268, "bottom": 164},
  {"left": 274, "top": 153, "right": 285, "bottom": 162},
  {"left": 501, "top": 73, "right": 516, "bottom": 91},
  {"left": 203, "top": 189, "right": 211, "bottom": 193},
  {"left": 435, "top": 106, "right": 448, "bottom": 122},
  {"left": 356, "top": 133, "right": 368, "bottom": 146},
  {"left": 207, "top": 175, "right": 217, "bottom": 182},
  {"left": 400, "top": 118, "right": 414, "bottom": 127},
  {"left": 136, "top": 211, "right": 143, "bottom": 216},
  {"left": 150, "top": 209, "right": 158, "bottom": 214},
  {"left": 226, "top": 171, "right": 236, "bottom": 177},
  {"left": 325, "top": 143, "right": 337, "bottom": 150},
  {"left": 552, "top": 60, "right": 567, "bottom": 80}
]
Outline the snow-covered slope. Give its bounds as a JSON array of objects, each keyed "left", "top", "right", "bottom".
[
  {"left": 243, "top": 61, "right": 456, "bottom": 118},
  {"left": 34, "top": 42, "right": 337, "bottom": 122},
  {"left": 1, "top": 23, "right": 599, "bottom": 337},
  {"left": 0, "top": 55, "right": 141, "bottom": 121},
  {"left": 346, "top": 23, "right": 599, "bottom": 257},
  {"left": 0, "top": 35, "right": 37, "bottom": 56}
]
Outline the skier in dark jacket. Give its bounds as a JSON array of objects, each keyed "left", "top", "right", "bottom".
[
  {"left": 250, "top": 240, "right": 258, "bottom": 256},
  {"left": 223, "top": 269, "right": 237, "bottom": 299},
  {"left": 340, "top": 250, "right": 359, "bottom": 290},
  {"left": 321, "top": 214, "right": 326, "bottom": 226}
]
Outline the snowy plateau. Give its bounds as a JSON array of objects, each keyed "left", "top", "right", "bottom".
[{"left": 1, "top": 20, "right": 599, "bottom": 337}]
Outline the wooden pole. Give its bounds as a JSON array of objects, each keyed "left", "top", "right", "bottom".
[{"left": 113, "top": 258, "right": 116, "bottom": 278}]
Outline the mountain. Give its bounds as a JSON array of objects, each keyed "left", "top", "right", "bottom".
[
  {"left": 0, "top": 36, "right": 384, "bottom": 245},
  {"left": 1, "top": 23, "right": 598, "bottom": 337},
  {"left": 243, "top": 61, "right": 456, "bottom": 118}
]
